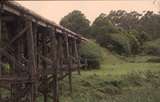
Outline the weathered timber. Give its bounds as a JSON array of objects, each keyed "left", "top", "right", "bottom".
[
  {"left": 26, "top": 20, "right": 37, "bottom": 102},
  {"left": 3, "top": 26, "right": 29, "bottom": 50},
  {"left": 64, "top": 33, "right": 72, "bottom": 93},
  {"left": 0, "top": 1, "right": 87, "bottom": 102},
  {"left": 50, "top": 28, "right": 59, "bottom": 102},
  {"left": 0, "top": 8, "right": 2, "bottom": 77},
  {"left": 0, "top": 6, "right": 2, "bottom": 101},
  {"left": 74, "top": 39, "right": 81, "bottom": 75}
]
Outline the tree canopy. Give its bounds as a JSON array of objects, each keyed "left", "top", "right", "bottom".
[
  {"left": 60, "top": 10, "right": 90, "bottom": 37},
  {"left": 60, "top": 10, "right": 160, "bottom": 56}
]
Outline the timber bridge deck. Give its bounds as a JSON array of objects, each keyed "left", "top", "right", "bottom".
[{"left": 0, "top": 1, "right": 86, "bottom": 102}]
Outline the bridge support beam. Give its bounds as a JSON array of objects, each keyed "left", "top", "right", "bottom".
[
  {"left": 64, "top": 34, "right": 72, "bottom": 93},
  {"left": 50, "top": 28, "right": 59, "bottom": 102},
  {"left": 0, "top": 6, "right": 2, "bottom": 101},
  {"left": 0, "top": 2, "right": 84, "bottom": 102},
  {"left": 74, "top": 39, "right": 81, "bottom": 75}
]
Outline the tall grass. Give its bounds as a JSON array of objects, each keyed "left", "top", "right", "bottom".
[{"left": 60, "top": 69, "right": 160, "bottom": 102}]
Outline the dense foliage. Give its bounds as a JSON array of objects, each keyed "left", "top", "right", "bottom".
[
  {"left": 59, "top": 9, "right": 160, "bottom": 102},
  {"left": 60, "top": 10, "right": 160, "bottom": 56},
  {"left": 60, "top": 10, "right": 90, "bottom": 38},
  {"left": 79, "top": 41, "right": 106, "bottom": 69},
  {"left": 143, "top": 38, "right": 160, "bottom": 56}
]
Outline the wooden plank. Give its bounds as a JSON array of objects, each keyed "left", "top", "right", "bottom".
[
  {"left": 3, "top": 3, "right": 48, "bottom": 27},
  {"left": 3, "top": 2, "right": 86, "bottom": 41},
  {"left": 3, "top": 4, "right": 20, "bottom": 16}
]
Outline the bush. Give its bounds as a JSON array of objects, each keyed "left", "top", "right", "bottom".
[
  {"left": 109, "top": 33, "right": 131, "bottom": 55},
  {"left": 95, "top": 30, "right": 141, "bottom": 56},
  {"left": 79, "top": 41, "right": 105, "bottom": 69},
  {"left": 143, "top": 39, "right": 160, "bottom": 56},
  {"left": 146, "top": 58, "right": 160, "bottom": 63},
  {"left": 87, "top": 59, "right": 100, "bottom": 69}
]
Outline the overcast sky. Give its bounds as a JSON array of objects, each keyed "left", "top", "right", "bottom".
[{"left": 17, "top": 0, "right": 159, "bottom": 24}]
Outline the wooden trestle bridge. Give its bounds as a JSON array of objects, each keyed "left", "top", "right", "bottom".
[{"left": 0, "top": 1, "right": 86, "bottom": 102}]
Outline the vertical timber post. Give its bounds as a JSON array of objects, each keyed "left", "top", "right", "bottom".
[
  {"left": 56, "top": 35, "right": 62, "bottom": 101},
  {"left": 0, "top": 3, "right": 2, "bottom": 77},
  {"left": 50, "top": 28, "right": 59, "bottom": 102},
  {"left": 64, "top": 33, "right": 72, "bottom": 93},
  {"left": 42, "top": 29, "right": 48, "bottom": 102},
  {"left": 74, "top": 39, "right": 81, "bottom": 75},
  {"left": 26, "top": 20, "right": 36, "bottom": 102},
  {"left": 33, "top": 24, "right": 38, "bottom": 100},
  {"left": 58, "top": 36, "right": 63, "bottom": 95},
  {"left": 0, "top": 3, "right": 2, "bottom": 101}
]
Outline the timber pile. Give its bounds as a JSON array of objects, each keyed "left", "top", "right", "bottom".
[{"left": 0, "top": 1, "right": 86, "bottom": 102}]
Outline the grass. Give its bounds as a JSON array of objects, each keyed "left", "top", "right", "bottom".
[
  {"left": 59, "top": 55, "right": 160, "bottom": 102},
  {"left": 1, "top": 47, "right": 160, "bottom": 102},
  {"left": 81, "top": 59, "right": 160, "bottom": 80},
  {"left": 34, "top": 43, "right": 160, "bottom": 102}
]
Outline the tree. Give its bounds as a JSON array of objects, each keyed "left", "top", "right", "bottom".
[
  {"left": 107, "top": 10, "right": 141, "bottom": 31},
  {"left": 139, "top": 11, "right": 160, "bottom": 40},
  {"left": 91, "top": 13, "right": 142, "bottom": 55},
  {"left": 90, "top": 13, "right": 118, "bottom": 38},
  {"left": 60, "top": 10, "right": 90, "bottom": 37},
  {"left": 90, "top": 13, "right": 130, "bottom": 55}
]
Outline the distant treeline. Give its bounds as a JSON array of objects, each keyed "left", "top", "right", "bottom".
[{"left": 60, "top": 10, "right": 160, "bottom": 56}]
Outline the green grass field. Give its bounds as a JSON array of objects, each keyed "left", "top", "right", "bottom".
[
  {"left": 2, "top": 51, "right": 160, "bottom": 102},
  {"left": 60, "top": 55, "right": 160, "bottom": 102}
]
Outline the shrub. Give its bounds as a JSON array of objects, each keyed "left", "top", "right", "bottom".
[
  {"left": 109, "top": 33, "right": 131, "bottom": 55},
  {"left": 87, "top": 59, "right": 100, "bottom": 69},
  {"left": 79, "top": 41, "right": 105, "bottom": 69},
  {"left": 95, "top": 30, "right": 141, "bottom": 56},
  {"left": 143, "top": 39, "right": 160, "bottom": 56},
  {"left": 146, "top": 58, "right": 160, "bottom": 63}
]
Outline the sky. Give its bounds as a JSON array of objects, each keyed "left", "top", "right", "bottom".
[{"left": 17, "top": 0, "right": 159, "bottom": 24}]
